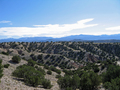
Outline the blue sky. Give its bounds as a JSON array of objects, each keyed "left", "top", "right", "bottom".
[{"left": 0, "top": 0, "right": 120, "bottom": 39}]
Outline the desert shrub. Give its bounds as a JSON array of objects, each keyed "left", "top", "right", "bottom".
[
  {"left": 58, "top": 71, "right": 101, "bottom": 90},
  {"left": 103, "top": 65, "right": 120, "bottom": 83},
  {"left": 50, "top": 66, "right": 56, "bottom": 71},
  {"left": 56, "top": 74, "right": 61, "bottom": 78},
  {"left": 12, "top": 64, "right": 53, "bottom": 88},
  {"left": 101, "top": 65, "right": 105, "bottom": 70},
  {"left": 63, "top": 69, "right": 73, "bottom": 75},
  {"left": 35, "top": 65, "right": 38, "bottom": 69},
  {"left": 50, "top": 66, "right": 61, "bottom": 74},
  {"left": 46, "top": 61, "right": 51, "bottom": 65},
  {"left": 0, "top": 59, "right": 3, "bottom": 79},
  {"left": 37, "top": 62, "right": 44, "bottom": 66},
  {"left": 12, "top": 65, "right": 44, "bottom": 87},
  {"left": 4, "top": 64, "right": 10, "bottom": 68},
  {"left": 27, "top": 59, "right": 36, "bottom": 66},
  {"left": 57, "top": 75, "right": 73, "bottom": 90},
  {"left": 44, "top": 54, "right": 50, "bottom": 59},
  {"left": 44, "top": 65, "right": 49, "bottom": 69},
  {"left": 24, "top": 70, "right": 44, "bottom": 87},
  {"left": 22, "top": 57, "right": 26, "bottom": 60},
  {"left": 55, "top": 69, "right": 61, "bottom": 74},
  {"left": 93, "top": 66, "right": 99, "bottom": 73},
  {"left": 103, "top": 77, "right": 120, "bottom": 90},
  {"left": 47, "top": 70, "right": 52, "bottom": 75},
  {"left": 37, "top": 54, "right": 43, "bottom": 60},
  {"left": 66, "top": 87, "right": 73, "bottom": 90},
  {"left": 12, "top": 65, "right": 34, "bottom": 78},
  {"left": 32, "top": 56, "right": 37, "bottom": 61},
  {"left": 42, "top": 79, "right": 52, "bottom": 89},
  {"left": 37, "top": 67, "right": 45, "bottom": 75},
  {"left": 80, "top": 71, "right": 101, "bottom": 90},
  {"left": 12, "top": 55, "right": 21, "bottom": 63},
  {"left": 30, "top": 54, "right": 34, "bottom": 57},
  {"left": 21, "top": 53, "right": 24, "bottom": 56}
]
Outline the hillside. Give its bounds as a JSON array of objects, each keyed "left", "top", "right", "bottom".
[
  {"left": 0, "top": 42, "right": 119, "bottom": 68},
  {"left": 0, "top": 41, "right": 120, "bottom": 90}
]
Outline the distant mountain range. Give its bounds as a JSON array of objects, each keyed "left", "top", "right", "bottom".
[{"left": 0, "top": 34, "right": 120, "bottom": 42}]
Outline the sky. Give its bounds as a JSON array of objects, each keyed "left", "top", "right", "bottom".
[{"left": 0, "top": 0, "right": 120, "bottom": 39}]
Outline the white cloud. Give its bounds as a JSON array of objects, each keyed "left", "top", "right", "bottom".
[
  {"left": 0, "top": 18, "right": 98, "bottom": 38},
  {"left": 106, "top": 26, "right": 120, "bottom": 30},
  {"left": 0, "top": 20, "right": 11, "bottom": 23}
]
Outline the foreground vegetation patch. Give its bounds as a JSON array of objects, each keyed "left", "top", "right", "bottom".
[{"left": 12, "top": 60, "right": 52, "bottom": 89}]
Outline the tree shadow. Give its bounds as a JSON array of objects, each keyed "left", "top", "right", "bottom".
[
  {"left": 12, "top": 77, "right": 24, "bottom": 82},
  {"left": 8, "top": 60, "right": 18, "bottom": 64}
]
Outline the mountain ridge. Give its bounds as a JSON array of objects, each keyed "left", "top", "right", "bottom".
[{"left": 0, "top": 34, "right": 120, "bottom": 42}]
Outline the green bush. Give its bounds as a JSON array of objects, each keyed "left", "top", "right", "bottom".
[
  {"left": 42, "top": 79, "right": 52, "bottom": 89},
  {"left": 66, "top": 87, "right": 73, "bottom": 90},
  {"left": 93, "top": 67, "right": 99, "bottom": 73},
  {"left": 12, "top": 65, "right": 44, "bottom": 87},
  {"left": 24, "top": 70, "right": 43, "bottom": 87},
  {"left": 56, "top": 74, "right": 61, "bottom": 78},
  {"left": 27, "top": 59, "right": 36, "bottom": 66},
  {"left": 35, "top": 65, "right": 38, "bottom": 69},
  {"left": 37, "top": 54, "right": 43, "bottom": 60},
  {"left": 80, "top": 71, "right": 101, "bottom": 90},
  {"left": 55, "top": 69, "right": 61, "bottom": 74},
  {"left": 37, "top": 67, "right": 45, "bottom": 75},
  {"left": 57, "top": 75, "right": 73, "bottom": 89},
  {"left": 47, "top": 70, "right": 52, "bottom": 75},
  {"left": 103, "top": 65, "right": 120, "bottom": 83},
  {"left": 50, "top": 66, "right": 61, "bottom": 74},
  {"left": 12, "top": 65, "right": 34, "bottom": 78},
  {"left": 0, "top": 59, "right": 3, "bottom": 79},
  {"left": 102, "top": 65, "right": 120, "bottom": 89},
  {"left": 12, "top": 55, "right": 21, "bottom": 63},
  {"left": 12, "top": 64, "right": 53, "bottom": 88},
  {"left": 103, "top": 77, "right": 120, "bottom": 90},
  {"left": 4, "top": 64, "right": 10, "bottom": 68},
  {"left": 44, "top": 65, "right": 49, "bottom": 69},
  {"left": 50, "top": 66, "right": 56, "bottom": 71},
  {"left": 101, "top": 65, "right": 105, "bottom": 70},
  {"left": 58, "top": 71, "right": 101, "bottom": 90},
  {"left": 37, "top": 63, "right": 44, "bottom": 66}
]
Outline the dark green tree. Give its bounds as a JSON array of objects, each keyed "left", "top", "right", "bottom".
[
  {"left": 12, "top": 65, "right": 46, "bottom": 87},
  {"left": 57, "top": 75, "right": 72, "bottom": 89},
  {"left": 47, "top": 70, "right": 52, "bottom": 75},
  {"left": 42, "top": 79, "right": 52, "bottom": 89},
  {"left": 0, "top": 59, "right": 3, "bottom": 79},
  {"left": 24, "top": 70, "right": 43, "bottom": 87},
  {"left": 80, "top": 71, "right": 101, "bottom": 90},
  {"left": 12, "top": 55, "right": 21, "bottom": 63},
  {"left": 27, "top": 59, "right": 36, "bottom": 67},
  {"left": 71, "top": 74, "right": 80, "bottom": 90}
]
